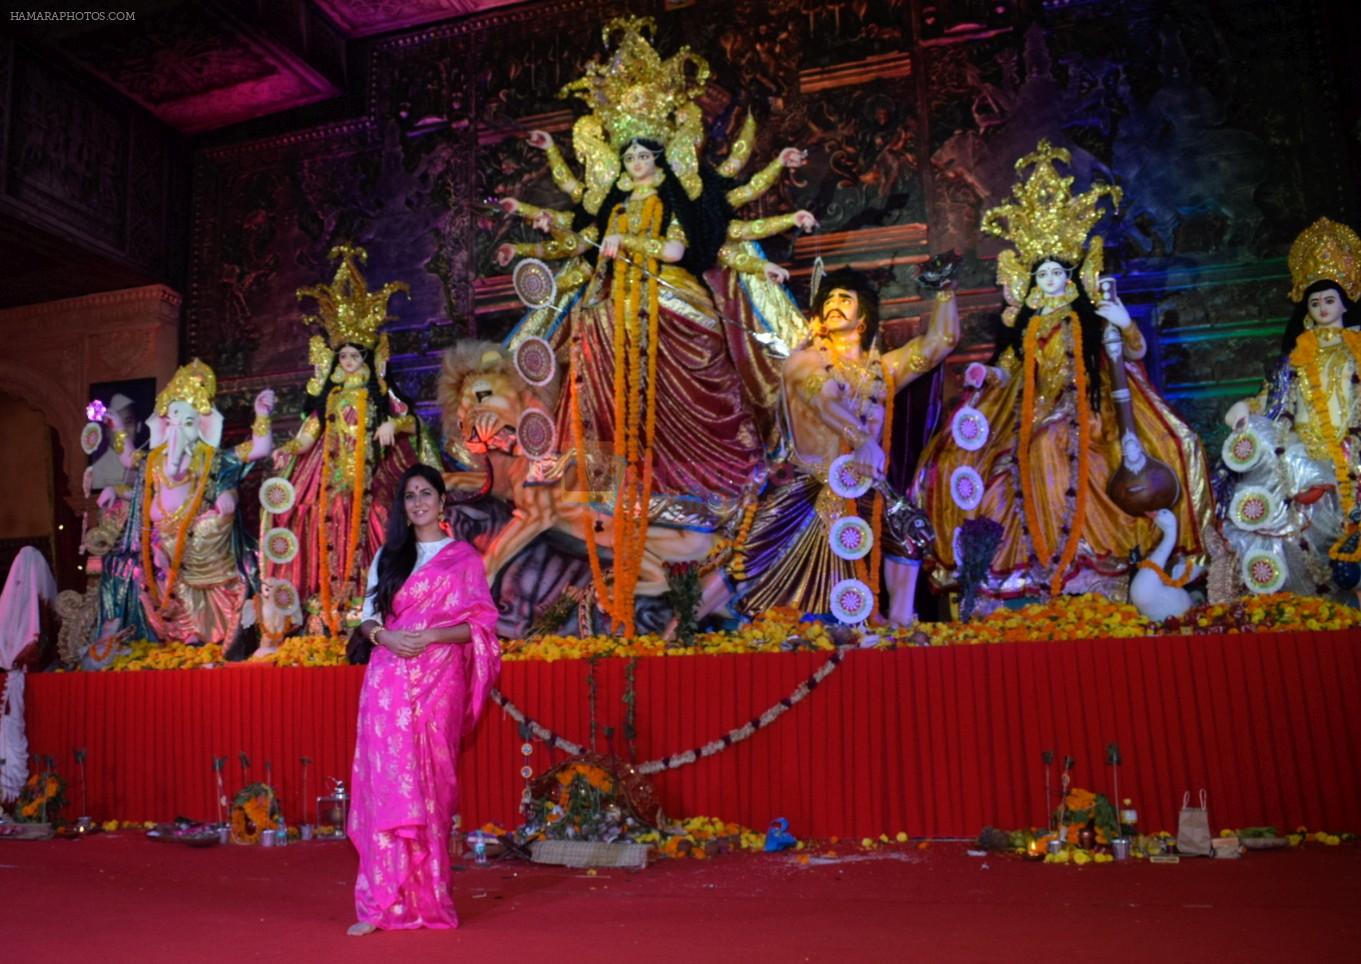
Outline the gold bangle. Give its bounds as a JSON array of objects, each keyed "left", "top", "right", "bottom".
[
  {"left": 251, "top": 413, "right": 271, "bottom": 436},
  {"left": 935, "top": 289, "right": 955, "bottom": 303}
]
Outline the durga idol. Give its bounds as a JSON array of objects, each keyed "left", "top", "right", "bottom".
[{"left": 493, "top": 16, "right": 816, "bottom": 634}]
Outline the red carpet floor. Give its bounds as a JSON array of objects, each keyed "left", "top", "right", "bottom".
[{"left": 4, "top": 835, "right": 1358, "bottom": 962}]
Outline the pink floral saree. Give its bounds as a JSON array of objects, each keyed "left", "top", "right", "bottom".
[{"left": 349, "top": 540, "right": 500, "bottom": 929}]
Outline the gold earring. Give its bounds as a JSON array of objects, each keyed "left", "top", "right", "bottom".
[{"left": 616, "top": 173, "right": 634, "bottom": 191}]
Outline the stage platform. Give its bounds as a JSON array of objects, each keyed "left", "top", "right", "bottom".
[{"left": 22, "top": 630, "right": 1361, "bottom": 837}]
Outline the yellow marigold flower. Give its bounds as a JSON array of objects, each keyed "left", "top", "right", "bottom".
[{"left": 895, "top": 831, "right": 908, "bottom": 843}]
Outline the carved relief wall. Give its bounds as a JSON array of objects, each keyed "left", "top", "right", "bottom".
[
  {"left": 186, "top": 0, "right": 1358, "bottom": 457},
  {"left": 0, "top": 286, "right": 181, "bottom": 514},
  {"left": 0, "top": 40, "right": 188, "bottom": 304}
]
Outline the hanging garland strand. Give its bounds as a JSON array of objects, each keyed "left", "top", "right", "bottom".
[{"left": 489, "top": 644, "right": 855, "bottom": 776}]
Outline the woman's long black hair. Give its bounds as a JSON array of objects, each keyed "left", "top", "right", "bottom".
[
  {"left": 571, "top": 137, "right": 741, "bottom": 278},
  {"left": 991, "top": 258, "right": 1106, "bottom": 410},
  {"left": 303, "top": 342, "right": 402, "bottom": 426},
  {"left": 371, "top": 463, "right": 447, "bottom": 620},
  {"left": 1278, "top": 279, "right": 1356, "bottom": 354}
]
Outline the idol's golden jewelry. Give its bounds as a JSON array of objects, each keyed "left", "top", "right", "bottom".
[
  {"left": 728, "top": 212, "right": 800, "bottom": 242},
  {"left": 1287, "top": 217, "right": 1361, "bottom": 303},
  {"left": 718, "top": 246, "right": 766, "bottom": 274},
  {"left": 296, "top": 244, "right": 409, "bottom": 351},
  {"left": 982, "top": 140, "right": 1121, "bottom": 327},
  {"left": 155, "top": 359, "right": 216, "bottom": 416}
]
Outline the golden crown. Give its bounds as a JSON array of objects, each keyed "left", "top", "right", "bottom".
[
  {"left": 981, "top": 140, "right": 1121, "bottom": 270},
  {"left": 559, "top": 17, "right": 710, "bottom": 151},
  {"left": 296, "top": 244, "right": 409, "bottom": 351},
  {"left": 1288, "top": 217, "right": 1361, "bottom": 303},
  {"left": 155, "top": 359, "right": 217, "bottom": 416}
]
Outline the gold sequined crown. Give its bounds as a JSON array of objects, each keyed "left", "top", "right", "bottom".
[
  {"left": 296, "top": 244, "right": 409, "bottom": 351},
  {"left": 982, "top": 140, "right": 1121, "bottom": 269},
  {"left": 155, "top": 359, "right": 217, "bottom": 416},
  {"left": 558, "top": 17, "right": 709, "bottom": 150},
  {"left": 1288, "top": 217, "right": 1361, "bottom": 303}
]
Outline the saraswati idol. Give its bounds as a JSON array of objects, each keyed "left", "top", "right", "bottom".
[{"left": 913, "top": 140, "right": 1214, "bottom": 606}]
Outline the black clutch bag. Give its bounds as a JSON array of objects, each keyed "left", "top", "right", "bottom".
[{"left": 346, "top": 626, "right": 373, "bottom": 665}]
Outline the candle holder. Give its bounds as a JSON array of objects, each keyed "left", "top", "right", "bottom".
[{"left": 316, "top": 777, "right": 349, "bottom": 839}]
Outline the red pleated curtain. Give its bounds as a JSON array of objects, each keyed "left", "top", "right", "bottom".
[{"left": 22, "top": 630, "right": 1361, "bottom": 838}]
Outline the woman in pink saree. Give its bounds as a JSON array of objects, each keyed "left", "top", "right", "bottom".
[{"left": 348, "top": 464, "right": 500, "bottom": 936}]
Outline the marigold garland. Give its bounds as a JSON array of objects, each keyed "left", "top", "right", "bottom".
[
  {"left": 87, "top": 592, "right": 1361, "bottom": 671},
  {"left": 1052, "top": 314, "right": 1093, "bottom": 594},
  {"left": 1137, "top": 558, "right": 1195, "bottom": 588},
  {"left": 1289, "top": 327, "right": 1361, "bottom": 561},
  {"left": 1019, "top": 321, "right": 1048, "bottom": 564},
  {"left": 1018, "top": 311, "right": 1092, "bottom": 594},
  {"left": 571, "top": 341, "right": 617, "bottom": 625},
  {"left": 600, "top": 195, "right": 663, "bottom": 635},
  {"left": 318, "top": 386, "right": 369, "bottom": 635},
  {"left": 141, "top": 441, "right": 213, "bottom": 611},
  {"left": 491, "top": 642, "right": 854, "bottom": 775}
]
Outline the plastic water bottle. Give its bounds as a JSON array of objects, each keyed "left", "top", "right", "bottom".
[
  {"left": 274, "top": 816, "right": 288, "bottom": 848},
  {"left": 472, "top": 831, "right": 488, "bottom": 864}
]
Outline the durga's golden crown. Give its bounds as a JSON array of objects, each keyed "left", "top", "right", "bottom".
[
  {"left": 559, "top": 17, "right": 709, "bottom": 150},
  {"left": 1288, "top": 217, "right": 1361, "bottom": 303},
  {"left": 296, "top": 244, "right": 409, "bottom": 351}
]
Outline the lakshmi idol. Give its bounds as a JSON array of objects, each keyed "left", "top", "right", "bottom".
[
  {"left": 263, "top": 245, "right": 441, "bottom": 643},
  {"left": 491, "top": 17, "right": 817, "bottom": 633},
  {"left": 1218, "top": 218, "right": 1361, "bottom": 598},
  {"left": 913, "top": 141, "right": 1213, "bottom": 607},
  {"left": 91, "top": 360, "right": 276, "bottom": 663}
]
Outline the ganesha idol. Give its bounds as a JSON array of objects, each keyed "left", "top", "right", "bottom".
[{"left": 87, "top": 360, "right": 275, "bottom": 666}]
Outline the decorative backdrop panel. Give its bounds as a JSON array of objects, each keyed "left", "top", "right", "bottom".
[{"left": 186, "top": 0, "right": 1358, "bottom": 454}]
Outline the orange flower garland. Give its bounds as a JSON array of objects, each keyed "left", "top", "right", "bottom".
[
  {"left": 318, "top": 386, "right": 368, "bottom": 635},
  {"left": 1051, "top": 314, "right": 1093, "bottom": 594},
  {"left": 1018, "top": 320, "right": 1050, "bottom": 565},
  {"left": 1018, "top": 311, "right": 1092, "bottom": 595},
  {"left": 1137, "top": 558, "right": 1195, "bottom": 588},
  {"left": 600, "top": 195, "right": 664, "bottom": 635},
  {"left": 141, "top": 441, "right": 213, "bottom": 612},
  {"left": 571, "top": 343, "right": 617, "bottom": 624},
  {"left": 1289, "top": 327, "right": 1361, "bottom": 562}
]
